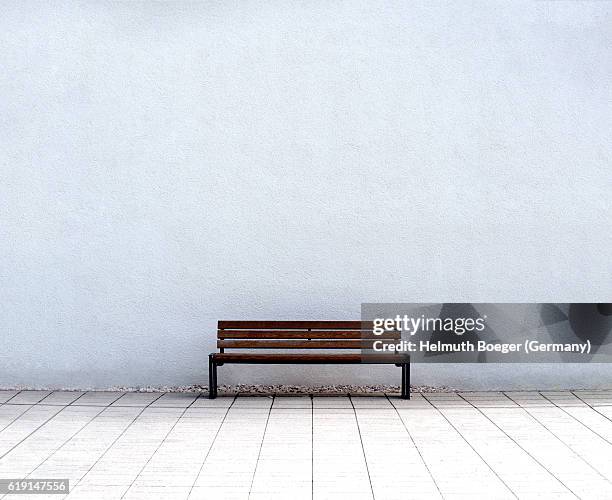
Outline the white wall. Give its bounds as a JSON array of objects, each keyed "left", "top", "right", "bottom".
[{"left": 1, "top": 1, "right": 611, "bottom": 390}]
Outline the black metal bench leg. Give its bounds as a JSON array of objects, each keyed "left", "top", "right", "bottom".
[
  {"left": 208, "top": 354, "right": 217, "bottom": 399},
  {"left": 401, "top": 362, "right": 410, "bottom": 399}
]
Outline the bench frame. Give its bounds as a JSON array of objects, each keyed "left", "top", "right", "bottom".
[{"left": 208, "top": 320, "right": 410, "bottom": 399}]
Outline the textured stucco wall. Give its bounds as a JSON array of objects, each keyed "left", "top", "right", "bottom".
[{"left": 1, "top": 1, "right": 611, "bottom": 389}]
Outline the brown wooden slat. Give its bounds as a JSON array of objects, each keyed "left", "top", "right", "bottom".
[
  {"left": 219, "top": 330, "right": 361, "bottom": 339},
  {"left": 217, "top": 330, "right": 399, "bottom": 340},
  {"left": 213, "top": 353, "right": 363, "bottom": 363},
  {"left": 217, "top": 340, "right": 384, "bottom": 349},
  {"left": 218, "top": 320, "right": 367, "bottom": 330}
]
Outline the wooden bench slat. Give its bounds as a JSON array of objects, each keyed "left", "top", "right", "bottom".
[
  {"left": 217, "top": 330, "right": 397, "bottom": 339},
  {"left": 213, "top": 353, "right": 363, "bottom": 363},
  {"left": 218, "top": 320, "right": 366, "bottom": 330},
  {"left": 217, "top": 340, "right": 381, "bottom": 349},
  {"left": 218, "top": 330, "right": 361, "bottom": 339}
]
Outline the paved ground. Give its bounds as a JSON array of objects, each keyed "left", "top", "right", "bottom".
[{"left": 0, "top": 390, "right": 611, "bottom": 499}]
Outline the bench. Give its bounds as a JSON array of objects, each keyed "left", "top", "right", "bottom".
[{"left": 208, "top": 320, "right": 410, "bottom": 399}]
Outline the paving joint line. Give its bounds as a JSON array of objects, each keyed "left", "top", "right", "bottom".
[
  {"left": 348, "top": 394, "right": 376, "bottom": 500},
  {"left": 421, "top": 393, "right": 518, "bottom": 499},
  {"left": 385, "top": 394, "right": 444, "bottom": 500},
  {"left": 187, "top": 394, "right": 238, "bottom": 499},
  {"left": 0, "top": 392, "right": 56, "bottom": 434},
  {"left": 457, "top": 393, "right": 579, "bottom": 499},
  {"left": 0, "top": 405, "right": 70, "bottom": 462},
  {"left": 66, "top": 392, "right": 166, "bottom": 494},
  {"left": 310, "top": 393, "right": 314, "bottom": 500},
  {"left": 120, "top": 394, "right": 202, "bottom": 498},
  {"left": 501, "top": 391, "right": 612, "bottom": 486},
  {"left": 0, "top": 392, "right": 98, "bottom": 500},
  {"left": 0, "top": 390, "right": 23, "bottom": 407},
  {"left": 0, "top": 404, "right": 37, "bottom": 435},
  {"left": 0, "top": 391, "right": 86, "bottom": 464},
  {"left": 571, "top": 391, "right": 612, "bottom": 424},
  {"left": 539, "top": 392, "right": 612, "bottom": 447},
  {"left": 248, "top": 394, "right": 275, "bottom": 499}
]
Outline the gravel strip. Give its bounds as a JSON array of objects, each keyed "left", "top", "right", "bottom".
[{"left": 0, "top": 384, "right": 453, "bottom": 394}]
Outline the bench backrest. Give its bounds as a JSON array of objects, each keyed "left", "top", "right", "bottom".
[{"left": 217, "top": 320, "right": 395, "bottom": 351}]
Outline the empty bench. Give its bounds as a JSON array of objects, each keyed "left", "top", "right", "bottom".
[{"left": 208, "top": 320, "right": 410, "bottom": 399}]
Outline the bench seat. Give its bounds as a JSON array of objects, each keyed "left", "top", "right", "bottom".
[{"left": 212, "top": 353, "right": 362, "bottom": 363}]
